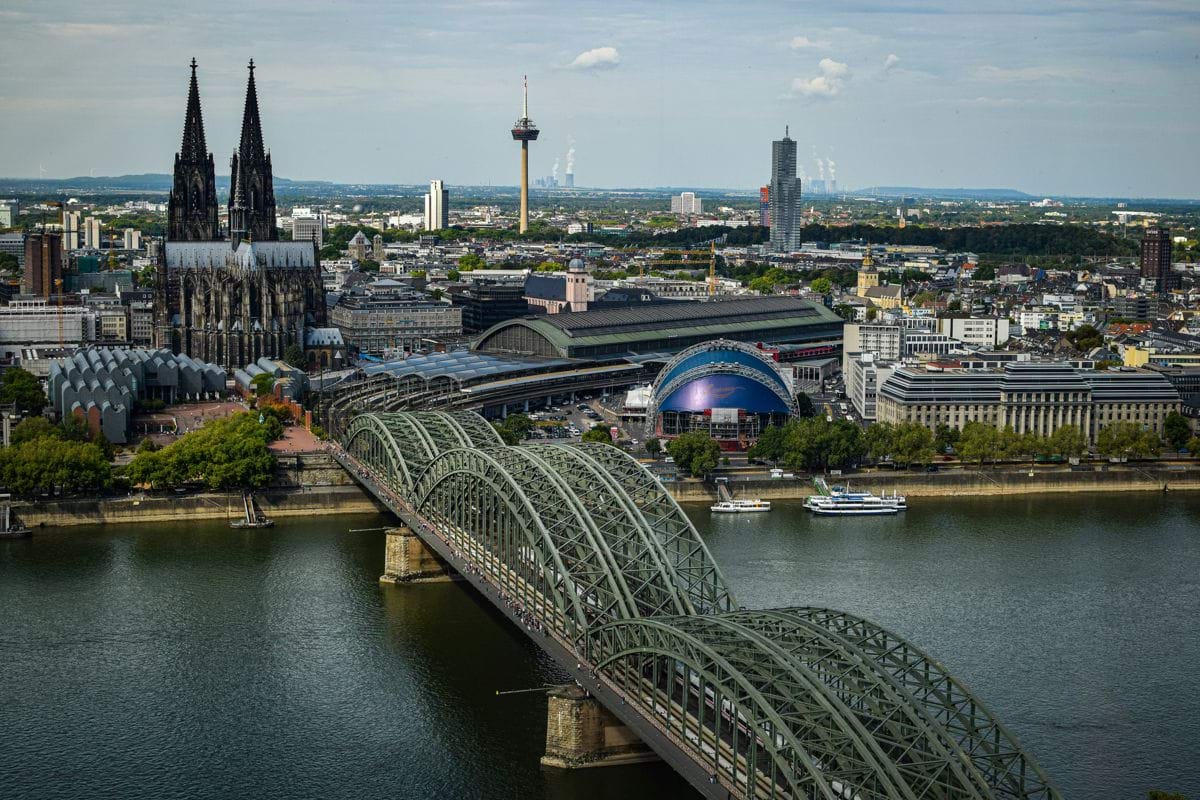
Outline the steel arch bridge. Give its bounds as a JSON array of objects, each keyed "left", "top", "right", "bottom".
[{"left": 340, "top": 411, "right": 1060, "bottom": 800}]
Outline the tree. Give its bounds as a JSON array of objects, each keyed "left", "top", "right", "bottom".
[
  {"left": 794, "top": 393, "right": 816, "bottom": 418},
  {"left": 747, "top": 424, "right": 787, "bottom": 464},
  {"left": 0, "top": 367, "right": 47, "bottom": 416},
  {"left": 0, "top": 252, "right": 19, "bottom": 274},
  {"left": 1097, "top": 422, "right": 1159, "bottom": 459},
  {"left": 892, "top": 423, "right": 936, "bottom": 466},
  {"left": 1147, "top": 791, "right": 1187, "bottom": 800},
  {"left": 581, "top": 428, "right": 612, "bottom": 444},
  {"left": 446, "top": 269, "right": 461, "bottom": 281},
  {"left": 865, "top": 422, "right": 897, "bottom": 461},
  {"left": 251, "top": 373, "right": 276, "bottom": 397},
  {"left": 934, "top": 424, "right": 960, "bottom": 454},
  {"left": 748, "top": 275, "right": 775, "bottom": 294},
  {"left": 535, "top": 260, "right": 560, "bottom": 273},
  {"left": 1064, "top": 324, "right": 1103, "bottom": 352},
  {"left": 1048, "top": 425, "right": 1087, "bottom": 458},
  {"left": 59, "top": 416, "right": 90, "bottom": 442},
  {"left": 410, "top": 269, "right": 427, "bottom": 279},
  {"left": 492, "top": 413, "right": 533, "bottom": 445},
  {"left": 972, "top": 263, "right": 996, "bottom": 281},
  {"left": 458, "top": 253, "right": 486, "bottom": 272},
  {"left": 10, "top": 417, "right": 59, "bottom": 446},
  {"left": 644, "top": 437, "right": 661, "bottom": 456},
  {"left": 666, "top": 432, "right": 721, "bottom": 478},
  {"left": 124, "top": 411, "right": 278, "bottom": 490},
  {"left": 809, "top": 277, "right": 832, "bottom": 295},
  {"left": 958, "top": 421, "right": 1003, "bottom": 466},
  {"left": 865, "top": 306, "right": 878, "bottom": 322},
  {"left": 833, "top": 304, "right": 856, "bottom": 321},
  {"left": 1164, "top": 411, "right": 1190, "bottom": 451},
  {"left": 0, "top": 437, "right": 111, "bottom": 496},
  {"left": 1187, "top": 436, "right": 1200, "bottom": 456},
  {"left": 776, "top": 417, "right": 865, "bottom": 473},
  {"left": 359, "top": 259, "right": 380, "bottom": 273},
  {"left": 283, "top": 344, "right": 306, "bottom": 369}
]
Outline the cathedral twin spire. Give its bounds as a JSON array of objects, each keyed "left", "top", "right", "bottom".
[{"left": 166, "top": 59, "right": 277, "bottom": 244}]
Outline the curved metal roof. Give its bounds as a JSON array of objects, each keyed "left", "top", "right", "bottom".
[{"left": 658, "top": 372, "right": 791, "bottom": 414}]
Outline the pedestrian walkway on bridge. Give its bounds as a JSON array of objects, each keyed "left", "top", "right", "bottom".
[{"left": 336, "top": 410, "right": 1061, "bottom": 800}]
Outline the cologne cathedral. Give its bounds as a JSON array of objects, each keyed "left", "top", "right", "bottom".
[{"left": 155, "top": 60, "right": 325, "bottom": 370}]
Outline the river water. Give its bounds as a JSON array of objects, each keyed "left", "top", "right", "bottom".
[{"left": 2, "top": 495, "right": 1197, "bottom": 799}]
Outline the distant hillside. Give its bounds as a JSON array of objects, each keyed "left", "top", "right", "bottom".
[
  {"left": 858, "top": 186, "right": 1036, "bottom": 201},
  {"left": 0, "top": 173, "right": 337, "bottom": 194}
]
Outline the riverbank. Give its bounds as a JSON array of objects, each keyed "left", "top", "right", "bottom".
[
  {"left": 668, "top": 463, "right": 1200, "bottom": 502},
  {"left": 14, "top": 485, "right": 385, "bottom": 528}
]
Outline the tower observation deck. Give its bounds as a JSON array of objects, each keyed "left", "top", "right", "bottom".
[{"left": 511, "top": 76, "right": 539, "bottom": 233}]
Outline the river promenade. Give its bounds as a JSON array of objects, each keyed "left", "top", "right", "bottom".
[{"left": 13, "top": 451, "right": 1200, "bottom": 529}]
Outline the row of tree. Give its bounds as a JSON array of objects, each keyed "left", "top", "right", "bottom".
[
  {"left": 0, "top": 417, "right": 112, "bottom": 496},
  {"left": 125, "top": 411, "right": 283, "bottom": 491}
]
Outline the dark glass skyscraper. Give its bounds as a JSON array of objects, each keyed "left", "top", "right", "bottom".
[{"left": 770, "top": 129, "right": 801, "bottom": 253}]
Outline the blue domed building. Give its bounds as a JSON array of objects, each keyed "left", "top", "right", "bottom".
[{"left": 648, "top": 340, "right": 796, "bottom": 447}]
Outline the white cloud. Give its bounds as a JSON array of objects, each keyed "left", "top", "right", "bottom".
[
  {"left": 883, "top": 53, "right": 900, "bottom": 72},
  {"left": 790, "top": 35, "right": 830, "bottom": 50},
  {"left": 791, "top": 58, "right": 850, "bottom": 98},
  {"left": 568, "top": 46, "right": 620, "bottom": 71}
]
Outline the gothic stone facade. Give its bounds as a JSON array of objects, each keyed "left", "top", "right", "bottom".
[
  {"left": 157, "top": 242, "right": 324, "bottom": 370},
  {"left": 157, "top": 60, "right": 324, "bottom": 370}
]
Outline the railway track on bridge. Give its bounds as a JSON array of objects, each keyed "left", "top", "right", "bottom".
[{"left": 335, "top": 411, "right": 1062, "bottom": 800}]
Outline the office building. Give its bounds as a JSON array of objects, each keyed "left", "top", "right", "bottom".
[
  {"left": 83, "top": 217, "right": 102, "bottom": 249},
  {"left": 0, "top": 199, "right": 17, "bottom": 227},
  {"left": 62, "top": 210, "right": 81, "bottom": 251},
  {"left": 769, "top": 128, "right": 802, "bottom": 252},
  {"left": 122, "top": 229, "right": 142, "bottom": 250},
  {"left": 1140, "top": 226, "right": 1179, "bottom": 292},
  {"left": 452, "top": 281, "right": 530, "bottom": 333},
  {"left": 936, "top": 316, "right": 1010, "bottom": 349},
  {"left": 670, "top": 192, "right": 702, "bottom": 215},
  {"left": 0, "top": 298, "right": 96, "bottom": 347},
  {"left": 876, "top": 361, "right": 1180, "bottom": 443},
  {"left": 759, "top": 186, "right": 770, "bottom": 226},
  {"left": 330, "top": 289, "right": 463, "bottom": 355},
  {"left": 424, "top": 179, "right": 449, "bottom": 231},
  {"left": 23, "top": 232, "right": 63, "bottom": 298},
  {"left": 292, "top": 213, "right": 325, "bottom": 247},
  {"left": 0, "top": 233, "right": 25, "bottom": 269},
  {"left": 845, "top": 353, "right": 897, "bottom": 420}
]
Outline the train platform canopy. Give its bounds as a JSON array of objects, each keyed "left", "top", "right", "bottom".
[
  {"left": 472, "top": 296, "right": 844, "bottom": 360},
  {"left": 360, "top": 349, "right": 576, "bottom": 385}
]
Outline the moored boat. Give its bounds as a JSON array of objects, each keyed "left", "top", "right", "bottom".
[
  {"left": 804, "top": 483, "right": 906, "bottom": 516},
  {"left": 710, "top": 499, "right": 772, "bottom": 513}
]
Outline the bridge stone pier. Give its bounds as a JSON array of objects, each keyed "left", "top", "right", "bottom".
[
  {"left": 541, "top": 684, "right": 659, "bottom": 769},
  {"left": 380, "top": 525, "right": 454, "bottom": 584},
  {"left": 339, "top": 411, "right": 1063, "bottom": 800}
]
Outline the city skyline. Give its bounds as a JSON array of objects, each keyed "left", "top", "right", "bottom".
[{"left": 0, "top": 1, "right": 1197, "bottom": 198}]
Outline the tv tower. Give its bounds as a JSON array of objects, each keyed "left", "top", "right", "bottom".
[{"left": 510, "top": 75, "right": 539, "bottom": 233}]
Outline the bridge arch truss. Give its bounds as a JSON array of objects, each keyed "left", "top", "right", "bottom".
[{"left": 339, "top": 411, "right": 1060, "bottom": 800}]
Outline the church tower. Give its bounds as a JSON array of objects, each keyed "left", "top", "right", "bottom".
[
  {"left": 229, "top": 60, "right": 277, "bottom": 245},
  {"left": 167, "top": 59, "right": 219, "bottom": 241}
]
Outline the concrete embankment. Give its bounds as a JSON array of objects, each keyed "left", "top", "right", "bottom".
[
  {"left": 667, "top": 465, "right": 1200, "bottom": 502},
  {"left": 16, "top": 485, "right": 385, "bottom": 528},
  {"left": 16, "top": 452, "right": 386, "bottom": 529}
]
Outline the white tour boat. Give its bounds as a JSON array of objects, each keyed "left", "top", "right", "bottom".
[
  {"left": 710, "top": 499, "right": 772, "bottom": 514},
  {"left": 804, "top": 481, "right": 906, "bottom": 516}
]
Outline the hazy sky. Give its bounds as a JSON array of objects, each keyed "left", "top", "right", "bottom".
[{"left": 1, "top": 0, "right": 1197, "bottom": 197}]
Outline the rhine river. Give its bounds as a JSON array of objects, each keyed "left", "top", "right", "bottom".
[{"left": 2, "top": 494, "right": 1198, "bottom": 799}]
